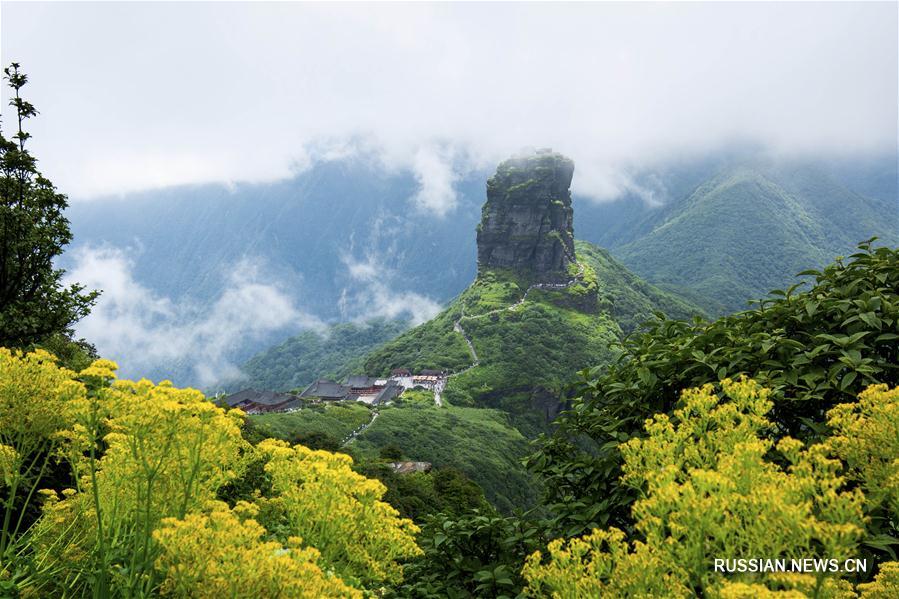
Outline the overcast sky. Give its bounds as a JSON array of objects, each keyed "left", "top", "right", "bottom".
[{"left": 1, "top": 1, "right": 897, "bottom": 207}]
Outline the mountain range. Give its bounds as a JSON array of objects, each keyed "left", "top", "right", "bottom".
[
  {"left": 583, "top": 157, "right": 898, "bottom": 313},
  {"left": 62, "top": 150, "right": 897, "bottom": 386}
]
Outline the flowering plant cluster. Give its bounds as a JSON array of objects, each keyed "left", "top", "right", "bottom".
[
  {"left": 0, "top": 348, "right": 420, "bottom": 597},
  {"left": 522, "top": 378, "right": 899, "bottom": 598}
]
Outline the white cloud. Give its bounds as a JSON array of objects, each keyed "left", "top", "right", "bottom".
[
  {"left": 571, "top": 164, "right": 668, "bottom": 206},
  {"left": 0, "top": 2, "right": 894, "bottom": 206},
  {"left": 410, "top": 145, "right": 460, "bottom": 216},
  {"left": 64, "top": 246, "right": 323, "bottom": 386},
  {"left": 338, "top": 252, "right": 442, "bottom": 326}
]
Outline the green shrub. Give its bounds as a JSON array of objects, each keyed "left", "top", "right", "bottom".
[
  {"left": 393, "top": 509, "right": 545, "bottom": 599},
  {"left": 528, "top": 241, "right": 899, "bottom": 541}
]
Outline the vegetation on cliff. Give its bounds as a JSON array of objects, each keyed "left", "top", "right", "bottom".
[
  {"left": 345, "top": 239, "right": 702, "bottom": 513},
  {"left": 365, "top": 239, "right": 699, "bottom": 411},
  {"left": 477, "top": 151, "right": 575, "bottom": 278}
]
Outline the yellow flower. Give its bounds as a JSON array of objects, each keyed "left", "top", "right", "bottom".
[
  {"left": 826, "top": 384, "right": 899, "bottom": 518},
  {"left": 24, "top": 368, "right": 248, "bottom": 596},
  {"left": 153, "top": 503, "right": 361, "bottom": 598},
  {"left": 255, "top": 439, "right": 422, "bottom": 585},
  {"left": 0, "top": 443, "right": 19, "bottom": 485},
  {"left": 78, "top": 358, "right": 119, "bottom": 380},
  {"left": 523, "top": 379, "right": 868, "bottom": 598},
  {"left": 858, "top": 561, "right": 899, "bottom": 598}
]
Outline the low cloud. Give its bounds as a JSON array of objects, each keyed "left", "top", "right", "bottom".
[
  {"left": 410, "top": 145, "right": 461, "bottom": 216},
  {"left": 572, "top": 164, "right": 669, "bottom": 206},
  {"left": 3, "top": 2, "right": 893, "bottom": 206},
  {"left": 338, "top": 252, "right": 442, "bottom": 326},
  {"left": 64, "top": 246, "right": 322, "bottom": 387}
]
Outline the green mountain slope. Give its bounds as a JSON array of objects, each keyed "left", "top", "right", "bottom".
[
  {"left": 350, "top": 403, "right": 535, "bottom": 513},
  {"left": 251, "top": 401, "right": 374, "bottom": 442},
  {"left": 241, "top": 152, "right": 705, "bottom": 513},
  {"left": 612, "top": 166, "right": 898, "bottom": 314},
  {"left": 352, "top": 239, "right": 701, "bottom": 510},
  {"left": 228, "top": 319, "right": 409, "bottom": 392},
  {"left": 578, "top": 242, "right": 701, "bottom": 333},
  {"left": 364, "top": 239, "right": 699, "bottom": 403}
]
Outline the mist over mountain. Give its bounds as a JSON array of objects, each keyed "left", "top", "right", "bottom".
[
  {"left": 582, "top": 155, "right": 898, "bottom": 313},
  {"left": 66, "top": 159, "right": 482, "bottom": 317},
  {"left": 62, "top": 150, "right": 897, "bottom": 386},
  {"left": 62, "top": 158, "right": 486, "bottom": 384}
]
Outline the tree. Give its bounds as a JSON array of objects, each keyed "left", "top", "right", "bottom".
[
  {"left": 380, "top": 442, "right": 405, "bottom": 461},
  {"left": 0, "top": 63, "right": 97, "bottom": 348}
]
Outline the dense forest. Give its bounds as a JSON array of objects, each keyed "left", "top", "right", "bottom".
[
  {"left": 582, "top": 161, "right": 899, "bottom": 315},
  {"left": 227, "top": 319, "right": 410, "bottom": 393},
  {"left": 2, "top": 65, "right": 899, "bottom": 598}
]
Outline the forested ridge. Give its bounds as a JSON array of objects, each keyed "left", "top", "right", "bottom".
[{"left": 605, "top": 164, "right": 898, "bottom": 314}]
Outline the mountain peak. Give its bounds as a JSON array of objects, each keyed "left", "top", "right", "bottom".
[{"left": 476, "top": 150, "right": 576, "bottom": 282}]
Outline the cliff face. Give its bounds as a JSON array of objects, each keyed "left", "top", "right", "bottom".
[{"left": 476, "top": 150, "right": 576, "bottom": 281}]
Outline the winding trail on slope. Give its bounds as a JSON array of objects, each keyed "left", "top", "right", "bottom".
[
  {"left": 449, "top": 257, "right": 586, "bottom": 382},
  {"left": 350, "top": 256, "right": 585, "bottom": 416},
  {"left": 433, "top": 379, "right": 446, "bottom": 407},
  {"left": 341, "top": 410, "right": 379, "bottom": 446}
]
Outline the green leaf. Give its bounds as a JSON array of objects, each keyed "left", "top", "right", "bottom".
[
  {"left": 840, "top": 371, "right": 857, "bottom": 390},
  {"left": 804, "top": 301, "right": 819, "bottom": 317},
  {"left": 473, "top": 570, "right": 494, "bottom": 582},
  {"left": 858, "top": 312, "right": 881, "bottom": 329}
]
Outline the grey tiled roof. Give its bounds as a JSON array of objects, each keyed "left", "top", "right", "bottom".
[
  {"left": 299, "top": 380, "right": 351, "bottom": 400},
  {"left": 373, "top": 382, "right": 403, "bottom": 405},
  {"left": 224, "top": 389, "right": 296, "bottom": 407},
  {"left": 346, "top": 375, "right": 374, "bottom": 389}
]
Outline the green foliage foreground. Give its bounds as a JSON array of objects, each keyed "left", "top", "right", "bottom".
[
  {"left": 393, "top": 377, "right": 899, "bottom": 598},
  {"left": 521, "top": 379, "right": 899, "bottom": 598},
  {"left": 529, "top": 241, "right": 899, "bottom": 540}
]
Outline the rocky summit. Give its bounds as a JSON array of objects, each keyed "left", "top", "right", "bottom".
[{"left": 476, "top": 149, "right": 576, "bottom": 281}]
